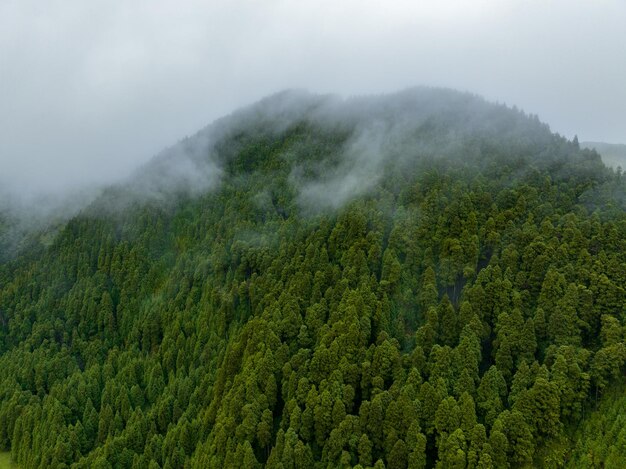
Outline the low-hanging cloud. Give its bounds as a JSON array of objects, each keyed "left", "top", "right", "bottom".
[
  {"left": 0, "top": 85, "right": 605, "bottom": 259},
  {"left": 294, "top": 124, "right": 390, "bottom": 211},
  {"left": 1, "top": 0, "right": 625, "bottom": 201},
  {"left": 284, "top": 87, "right": 550, "bottom": 212}
]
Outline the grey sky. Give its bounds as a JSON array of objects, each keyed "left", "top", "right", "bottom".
[{"left": 1, "top": 0, "right": 625, "bottom": 195}]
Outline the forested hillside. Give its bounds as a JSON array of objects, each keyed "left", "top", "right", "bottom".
[{"left": 1, "top": 89, "right": 625, "bottom": 468}]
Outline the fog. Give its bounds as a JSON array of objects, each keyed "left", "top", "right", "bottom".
[
  {"left": 1, "top": 0, "right": 625, "bottom": 199},
  {"left": 0, "top": 84, "right": 603, "bottom": 257}
]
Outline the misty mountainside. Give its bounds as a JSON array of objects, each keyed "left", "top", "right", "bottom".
[
  {"left": 0, "top": 188, "right": 103, "bottom": 264},
  {"left": 582, "top": 141, "right": 626, "bottom": 170},
  {"left": 0, "top": 210, "right": 10, "bottom": 256},
  {"left": 1, "top": 88, "right": 626, "bottom": 469}
]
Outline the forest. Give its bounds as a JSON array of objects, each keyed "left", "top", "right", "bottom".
[{"left": 0, "top": 89, "right": 625, "bottom": 468}]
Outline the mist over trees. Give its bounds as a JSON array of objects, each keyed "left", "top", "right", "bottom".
[
  {"left": 1, "top": 89, "right": 625, "bottom": 468},
  {"left": 582, "top": 141, "right": 626, "bottom": 170}
]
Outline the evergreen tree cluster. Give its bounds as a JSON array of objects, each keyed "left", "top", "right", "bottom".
[{"left": 0, "top": 90, "right": 625, "bottom": 468}]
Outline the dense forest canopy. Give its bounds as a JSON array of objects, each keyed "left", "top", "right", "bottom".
[{"left": 1, "top": 88, "right": 625, "bottom": 468}]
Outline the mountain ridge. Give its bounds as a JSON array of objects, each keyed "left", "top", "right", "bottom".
[{"left": 581, "top": 140, "right": 626, "bottom": 169}]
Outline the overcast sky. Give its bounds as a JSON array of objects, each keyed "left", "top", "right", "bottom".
[{"left": 1, "top": 0, "right": 625, "bottom": 195}]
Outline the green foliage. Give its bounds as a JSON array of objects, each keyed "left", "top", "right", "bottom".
[
  {"left": 1, "top": 90, "right": 625, "bottom": 468},
  {"left": 567, "top": 381, "right": 626, "bottom": 467},
  {"left": 0, "top": 452, "right": 16, "bottom": 469}
]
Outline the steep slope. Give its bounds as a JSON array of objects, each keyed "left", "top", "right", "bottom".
[{"left": 0, "top": 89, "right": 625, "bottom": 468}]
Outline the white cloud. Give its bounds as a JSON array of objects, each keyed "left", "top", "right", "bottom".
[{"left": 0, "top": 0, "right": 625, "bottom": 194}]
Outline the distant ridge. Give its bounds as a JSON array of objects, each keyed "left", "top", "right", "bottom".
[{"left": 582, "top": 141, "right": 626, "bottom": 168}]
